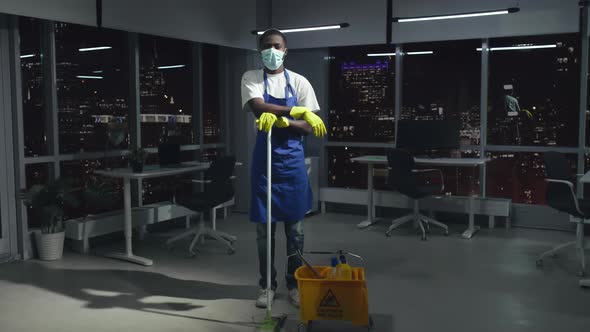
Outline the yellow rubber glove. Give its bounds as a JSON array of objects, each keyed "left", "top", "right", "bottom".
[
  {"left": 302, "top": 111, "right": 327, "bottom": 137},
  {"left": 522, "top": 109, "right": 533, "bottom": 119},
  {"left": 256, "top": 112, "right": 277, "bottom": 132},
  {"left": 289, "top": 106, "right": 311, "bottom": 119},
  {"left": 274, "top": 116, "right": 290, "bottom": 128}
]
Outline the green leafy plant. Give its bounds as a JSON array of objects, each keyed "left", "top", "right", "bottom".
[
  {"left": 82, "top": 176, "right": 119, "bottom": 215},
  {"left": 129, "top": 145, "right": 147, "bottom": 162},
  {"left": 23, "top": 178, "right": 81, "bottom": 234}
]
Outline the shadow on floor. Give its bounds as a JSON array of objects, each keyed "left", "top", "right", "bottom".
[{"left": 0, "top": 262, "right": 259, "bottom": 327}]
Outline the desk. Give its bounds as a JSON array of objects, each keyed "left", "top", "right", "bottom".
[
  {"left": 96, "top": 162, "right": 209, "bottom": 265},
  {"left": 351, "top": 155, "right": 490, "bottom": 239}
]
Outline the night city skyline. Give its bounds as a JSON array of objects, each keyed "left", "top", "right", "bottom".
[
  {"left": 326, "top": 36, "right": 580, "bottom": 204},
  {"left": 20, "top": 20, "right": 224, "bottom": 213}
]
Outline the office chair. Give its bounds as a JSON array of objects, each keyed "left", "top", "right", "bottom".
[
  {"left": 166, "top": 156, "right": 238, "bottom": 256},
  {"left": 537, "top": 152, "right": 587, "bottom": 276},
  {"left": 386, "top": 149, "right": 449, "bottom": 240}
]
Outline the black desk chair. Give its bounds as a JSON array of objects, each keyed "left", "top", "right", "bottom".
[
  {"left": 386, "top": 149, "right": 449, "bottom": 240},
  {"left": 166, "top": 156, "right": 237, "bottom": 256},
  {"left": 537, "top": 152, "right": 587, "bottom": 276}
]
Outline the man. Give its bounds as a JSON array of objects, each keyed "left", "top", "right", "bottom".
[
  {"left": 241, "top": 29, "right": 326, "bottom": 308},
  {"left": 503, "top": 85, "right": 532, "bottom": 144}
]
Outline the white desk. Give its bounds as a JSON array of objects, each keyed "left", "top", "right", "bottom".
[
  {"left": 95, "top": 162, "right": 209, "bottom": 266},
  {"left": 351, "top": 155, "right": 490, "bottom": 239}
]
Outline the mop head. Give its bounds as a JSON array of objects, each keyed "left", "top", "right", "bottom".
[{"left": 255, "top": 312, "right": 288, "bottom": 332}]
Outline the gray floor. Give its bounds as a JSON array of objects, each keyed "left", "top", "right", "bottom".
[{"left": 0, "top": 212, "right": 589, "bottom": 332}]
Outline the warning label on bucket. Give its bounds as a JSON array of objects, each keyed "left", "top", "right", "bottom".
[{"left": 317, "top": 289, "right": 344, "bottom": 318}]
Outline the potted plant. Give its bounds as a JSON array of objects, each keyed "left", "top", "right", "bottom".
[
  {"left": 82, "top": 176, "right": 119, "bottom": 215},
  {"left": 23, "top": 177, "right": 80, "bottom": 261},
  {"left": 129, "top": 145, "right": 147, "bottom": 173}
]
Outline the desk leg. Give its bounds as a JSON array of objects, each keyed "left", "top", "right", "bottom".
[
  {"left": 103, "top": 178, "right": 153, "bottom": 266},
  {"left": 462, "top": 195, "right": 480, "bottom": 239},
  {"left": 357, "top": 163, "right": 380, "bottom": 229}
]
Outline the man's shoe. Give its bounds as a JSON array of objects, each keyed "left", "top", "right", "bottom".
[
  {"left": 255, "top": 288, "right": 275, "bottom": 308},
  {"left": 288, "top": 288, "right": 300, "bottom": 308}
]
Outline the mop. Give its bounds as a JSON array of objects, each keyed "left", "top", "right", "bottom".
[{"left": 255, "top": 128, "right": 288, "bottom": 332}]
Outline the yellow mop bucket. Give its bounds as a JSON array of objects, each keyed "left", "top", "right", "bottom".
[{"left": 294, "top": 252, "right": 370, "bottom": 329}]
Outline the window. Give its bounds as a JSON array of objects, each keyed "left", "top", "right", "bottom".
[
  {"left": 487, "top": 34, "right": 580, "bottom": 146},
  {"left": 202, "top": 44, "right": 222, "bottom": 143},
  {"left": 55, "top": 23, "right": 130, "bottom": 154},
  {"left": 423, "top": 149, "right": 482, "bottom": 197},
  {"left": 20, "top": 17, "right": 47, "bottom": 157},
  {"left": 486, "top": 152, "right": 576, "bottom": 204},
  {"left": 327, "top": 147, "right": 388, "bottom": 189},
  {"left": 328, "top": 46, "right": 396, "bottom": 142},
  {"left": 140, "top": 35, "right": 193, "bottom": 148},
  {"left": 60, "top": 157, "right": 127, "bottom": 219},
  {"left": 25, "top": 163, "right": 51, "bottom": 189},
  {"left": 142, "top": 150, "right": 196, "bottom": 205},
  {"left": 401, "top": 40, "right": 481, "bottom": 146},
  {"left": 25, "top": 163, "right": 52, "bottom": 228},
  {"left": 584, "top": 154, "right": 590, "bottom": 196},
  {"left": 201, "top": 148, "right": 224, "bottom": 162}
]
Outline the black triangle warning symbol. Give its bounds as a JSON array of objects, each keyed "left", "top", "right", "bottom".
[{"left": 319, "top": 289, "right": 341, "bottom": 308}]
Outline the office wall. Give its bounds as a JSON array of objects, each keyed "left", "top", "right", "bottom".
[
  {"left": 0, "top": 0, "right": 261, "bottom": 49},
  {"left": 271, "top": 0, "right": 386, "bottom": 49},
  {"left": 222, "top": 47, "right": 260, "bottom": 212},
  {"left": 0, "top": 0, "right": 96, "bottom": 26},
  {"left": 270, "top": 0, "right": 578, "bottom": 49},
  {"left": 102, "top": 0, "right": 258, "bottom": 49},
  {"left": 392, "top": 0, "right": 579, "bottom": 43}
]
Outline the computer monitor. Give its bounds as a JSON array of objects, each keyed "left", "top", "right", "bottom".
[{"left": 396, "top": 120, "right": 461, "bottom": 150}]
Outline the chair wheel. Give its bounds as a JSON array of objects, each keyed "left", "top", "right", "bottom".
[
  {"left": 385, "top": 231, "right": 392, "bottom": 237},
  {"left": 536, "top": 259, "right": 543, "bottom": 267},
  {"left": 227, "top": 248, "right": 235, "bottom": 255},
  {"left": 444, "top": 230, "right": 449, "bottom": 236},
  {"left": 421, "top": 235, "right": 427, "bottom": 241},
  {"left": 578, "top": 271, "right": 586, "bottom": 277}
]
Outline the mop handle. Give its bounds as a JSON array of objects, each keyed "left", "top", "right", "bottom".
[{"left": 266, "top": 128, "right": 272, "bottom": 313}]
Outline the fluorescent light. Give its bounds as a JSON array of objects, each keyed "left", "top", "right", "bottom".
[
  {"left": 394, "top": 7, "right": 519, "bottom": 23},
  {"left": 78, "top": 46, "right": 112, "bottom": 52},
  {"left": 253, "top": 23, "right": 349, "bottom": 35},
  {"left": 366, "top": 51, "right": 433, "bottom": 57},
  {"left": 92, "top": 70, "right": 103, "bottom": 73},
  {"left": 20, "top": 54, "right": 35, "bottom": 58},
  {"left": 157, "top": 64, "right": 186, "bottom": 69},
  {"left": 476, "top": 44, "right": 557, "bottom": 51},
  {"left": 76, "top": 75, "right": 103, "bottom": 79},
  {"left": 367, "top": 53, "right": 397, "bottom": 57}
]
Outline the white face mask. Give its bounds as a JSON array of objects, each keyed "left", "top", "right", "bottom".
[{"left": 261, "top": 48, "right": 285, "bottom": 70}]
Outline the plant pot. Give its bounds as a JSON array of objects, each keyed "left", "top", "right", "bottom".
[
  {"left": 130, "top": 161, "right": 144, "bottom": 173},
  {"left": 34, "top": 231, "right": 65, "bottom": 261}
]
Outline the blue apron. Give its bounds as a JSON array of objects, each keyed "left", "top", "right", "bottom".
[{"left": 250, "top": 69, "right": 313, "bottom": 223}]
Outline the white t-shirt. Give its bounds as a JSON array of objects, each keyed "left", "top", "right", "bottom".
[{"left": 241, "top": 69, "right": 320, "bottom": 112}]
